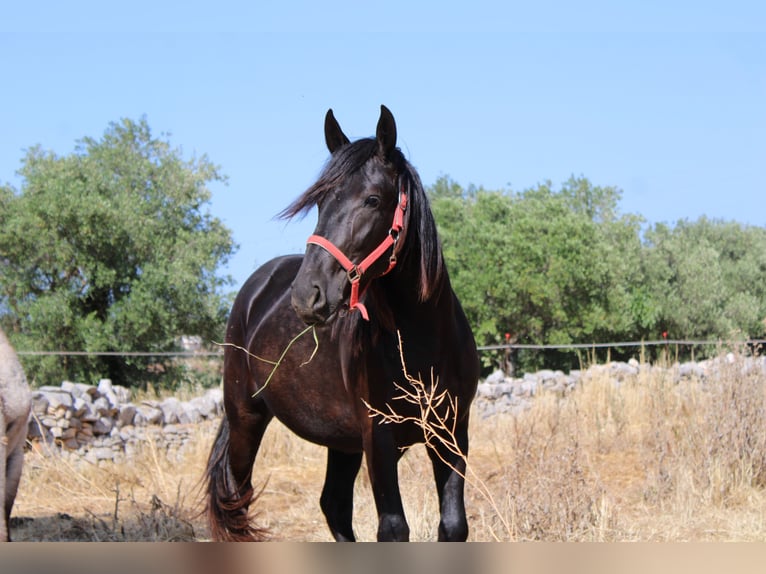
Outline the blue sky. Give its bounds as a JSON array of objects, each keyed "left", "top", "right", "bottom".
[{"left": 1, "top": 2, "right": 764, "bottom": 289}]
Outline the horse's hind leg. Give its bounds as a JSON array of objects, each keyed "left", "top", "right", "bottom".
[
  {"left": 205, "top": 399, "right": 272, "bottom": 541},
  {"left": 320, "top": 448, "right": 362, "bottom": 541},
  {"left": 0, "top": 410, "right": 7, "bottom": 542},
  {"left": 4, "top": 443, "right": 25, "bottom": 542},
  {"left": 427, "top": 420, "right": 469, "bottom": 541}
]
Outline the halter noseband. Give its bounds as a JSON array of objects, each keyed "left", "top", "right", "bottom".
[{"left": 306, "top": 187, "right": 408, "bottom": 321}]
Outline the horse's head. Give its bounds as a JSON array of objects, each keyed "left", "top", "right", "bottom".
[{"left": 288, "top": 106, "right": 408, "bottom": 325}]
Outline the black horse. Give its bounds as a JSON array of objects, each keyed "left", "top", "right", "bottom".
[{"left": 204, "top": 106, "right": 479, "bottom": 541}]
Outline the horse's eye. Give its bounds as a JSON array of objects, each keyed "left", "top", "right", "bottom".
[{"left": 364, "top": 195, "right": 381, "bottom": 208}]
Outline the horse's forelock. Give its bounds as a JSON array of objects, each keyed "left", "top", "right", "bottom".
[{"left": 279, "top": 138, "right": 379, "bottom": 220}]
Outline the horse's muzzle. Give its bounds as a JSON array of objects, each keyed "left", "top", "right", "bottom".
[{"left": 290, "top": 280, "right": 334, "bottom": 325}]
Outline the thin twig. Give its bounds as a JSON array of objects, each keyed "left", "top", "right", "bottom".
[
  {"left": 211, "top": 341, "right": 277, "bottom": 365},
  {"left": 213, "top": 324, "right": 319, "bottom": 398},
  {"left": 363, "top": 330, "right": 512, "bottom": 540},
  {"left": 301, "top": 326, "right": 320, "bottom": 367}
]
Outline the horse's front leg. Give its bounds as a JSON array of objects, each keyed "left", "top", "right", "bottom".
[
  {"left": 427, "top": 418, "right": 470, "bottom": 541},
  {"left": 363, "top": 425, "right": 409, "bottom": 541},
  {"left": 320, "top": 448, "right": 363, "bottom": 541}
]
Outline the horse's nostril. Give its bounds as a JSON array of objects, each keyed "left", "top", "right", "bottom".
[{"left": 310, "top": 284, "right": 326, "bottom": 312}]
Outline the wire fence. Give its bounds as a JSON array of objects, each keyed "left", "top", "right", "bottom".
[
  {"left": 14, "top": 339, "right": 766, "bottom": 357},
  {"left": 476, "top": 339, "right": 766, "bottom": 352},
  {"left": 16, "top": 350, "right": 224, "bottom": 357}
]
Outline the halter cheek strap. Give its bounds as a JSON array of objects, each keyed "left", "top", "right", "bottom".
[{"left": 306, "top": 190, "right": 408, "bottom": 321}]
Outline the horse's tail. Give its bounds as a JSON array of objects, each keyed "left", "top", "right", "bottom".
[{"left": 204, "top": 416, "right": 268, "bottom": 541}]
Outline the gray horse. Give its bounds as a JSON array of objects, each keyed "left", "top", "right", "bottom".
[{"left": 0, "top": 327, "right": 31, "bottom": 542}]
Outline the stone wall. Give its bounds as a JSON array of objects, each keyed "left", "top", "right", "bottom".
[
  {"left": 475, "top": 353, "right": 766, "bottom": 418},
  {"left": 27, "top": 353, "right": 766, "bottom": 462},
  {"left": 27, "top": 378, "right": 222, "bottom": 464}
]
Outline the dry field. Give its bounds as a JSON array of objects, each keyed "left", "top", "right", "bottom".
[{"left": 11, "top": 352, "right": 766, "bottom": 542}]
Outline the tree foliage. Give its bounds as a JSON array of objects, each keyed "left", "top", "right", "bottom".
[
  {"left": 0, "top": 118, "right": 236, "bottom": 386},
  {"left": 429, "top": 176, "right": 766, "bottom": 372},
  {"left": 641, "top": 218, "right": 766, "bottom": 341}
]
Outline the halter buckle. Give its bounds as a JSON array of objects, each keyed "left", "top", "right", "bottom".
[{"left": 347, "top": 265, "right": 361, "bottom": 283}]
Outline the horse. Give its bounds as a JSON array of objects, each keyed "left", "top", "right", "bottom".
[
  {"left": 0, "top": 327, "right": 31, "bottom": 542},
  {"left": 204, "top": 105, "right": 479, "bottom": 541}
]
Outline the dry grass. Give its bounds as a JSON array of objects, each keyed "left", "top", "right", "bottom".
[{"left": 11, "top": 352, "right": 766, "bottom": 541}]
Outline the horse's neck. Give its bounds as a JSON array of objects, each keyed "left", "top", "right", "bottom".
[{"left": 380, "top": 262, "right": 451, "bottom": 328}]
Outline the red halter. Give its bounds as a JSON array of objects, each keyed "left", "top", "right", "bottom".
[{"left": 306, "top": 189, "right": 408, "bottom": 321}]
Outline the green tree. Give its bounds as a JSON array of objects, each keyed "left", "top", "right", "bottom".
[
  {"left": 432, "top": 174, "right": 766, "bottom": 371},
  {"left": 642, "top": 217, "right": 766, "bottom": 343},
  {"left": 0, "top": 118, "right": 236, "bottom": 386},
  {"left": 430, "top": 176, "right": 647, "bottom": 372}
]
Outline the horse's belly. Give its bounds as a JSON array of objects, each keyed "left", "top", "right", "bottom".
[
  {"left": 263, "top": 361, "right": 363, "bottom": 451},
  {"left": 269, "top": 392, "right": 363, "bottom": 452}
]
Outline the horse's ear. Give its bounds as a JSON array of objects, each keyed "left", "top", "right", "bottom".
[
  {"left": 324, "top": 109, "right": 350, "bottom": 153},
  {"left": 376, "top": 105, "right": 397, "bottom": 158}
]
